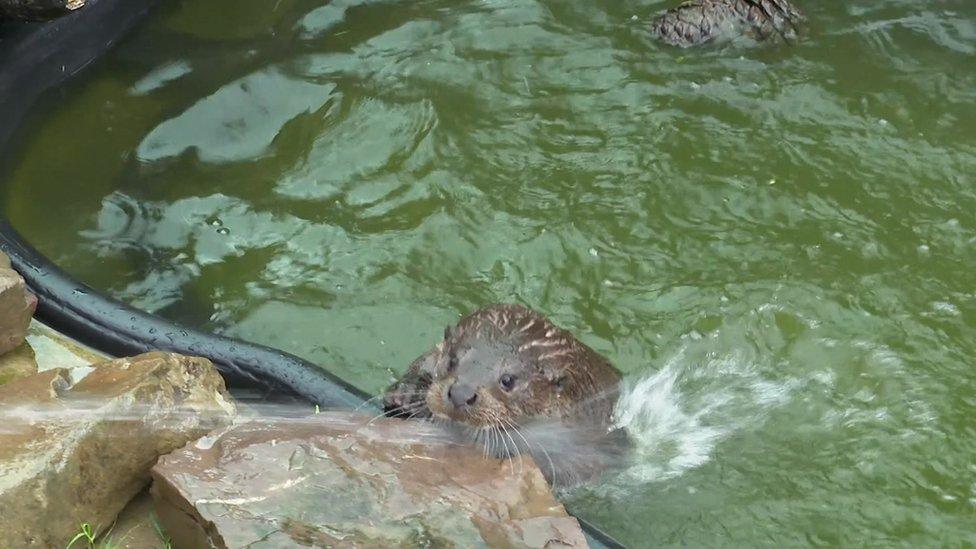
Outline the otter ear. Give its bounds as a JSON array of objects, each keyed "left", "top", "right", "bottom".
[
  {"left": 542, "top": 364, "right": 567, "bottom": 385},
  {"left": 553, "top": 374, "right": 569, "bottom": 390}
]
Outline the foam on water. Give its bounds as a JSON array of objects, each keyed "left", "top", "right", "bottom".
[{"left": 611, "top": 347, "right": 795, "bottom": 485}]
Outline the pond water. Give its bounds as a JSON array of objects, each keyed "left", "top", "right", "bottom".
[{"left": 2, "top": 0, "right": 975, "bottom": 545}]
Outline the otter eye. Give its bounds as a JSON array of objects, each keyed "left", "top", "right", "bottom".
[
  {"left": 447, "top": 354, "right": 458, "bottom": 372},
  {"left": 499, "top": 374, "right": 516, "bottom": 391}
]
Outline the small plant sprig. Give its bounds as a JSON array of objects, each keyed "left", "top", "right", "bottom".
[
  {"left": 150, "top": 513, "right": 173, "bottom": 549},
  {"left": 65, "top": 523, "right": 95, "bottom": 549}
]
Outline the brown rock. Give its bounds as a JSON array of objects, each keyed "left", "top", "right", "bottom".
[
  {"left": 100, "top": 490, "right": 172, "bottom": 549},
  {"left": 0, "top": 352, "right": 235, "bottom": 547},
  {"left": 0, "top": 366, "right": 70, "bottom": 406},
  {"left": 0, "top": 342, "right": 38, "bottom": 386},
  {"left": 151, "top": 413, "right": 588, "bottom": 548},
  {"left": 0, "top": 259, "right": 36, "bottom": 356}
]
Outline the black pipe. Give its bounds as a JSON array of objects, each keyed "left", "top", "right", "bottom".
[{"left": 0, "top": 219, "right": 370, "bottom": 408}]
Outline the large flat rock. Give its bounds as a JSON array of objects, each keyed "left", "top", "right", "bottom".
[
  {"left": 152, "top": 413, "right": 588, "bottom": 548},
  {"left": 0, "top": 254, "right": 37, "bottom": 356},
  {"left": 0, "top": 352, "right": 235, "bottom": 547}
]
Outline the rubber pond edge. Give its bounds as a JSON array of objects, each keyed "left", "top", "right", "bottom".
[{"left": 0, "top": 2, "right": 627, "bottom": 547}]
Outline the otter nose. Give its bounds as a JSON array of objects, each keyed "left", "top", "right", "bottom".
[{"left": 448, "top": 383, "right": 478, "bottom": 408}]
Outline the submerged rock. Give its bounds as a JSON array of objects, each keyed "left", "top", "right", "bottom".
[
  {"left": 0, "top": 254, "right": 37, "bottom": 356},
  {"left": 651, "top": 0, "right": 803, "bottom": 47},
  {"left": 0, "top": 352, "right": 235, "bottom": 547},
  {"left": 151, "top": 412, "right": 588, "bottom": 548}
]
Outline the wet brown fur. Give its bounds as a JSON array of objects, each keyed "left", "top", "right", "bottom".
[{"left": 383, "top": 304, "right": 621, "bottom": 429}]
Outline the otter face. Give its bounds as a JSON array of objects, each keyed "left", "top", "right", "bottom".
[
  {"left": 383, "top": 304, "right": 621, "bottom": 431},
  {"left": 426, "top": 328, "right": 560, "bottom": 427}
]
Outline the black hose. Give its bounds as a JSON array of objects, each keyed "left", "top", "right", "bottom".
[{"left": 0, "top": 219, "right": 370, "bottom": 408}]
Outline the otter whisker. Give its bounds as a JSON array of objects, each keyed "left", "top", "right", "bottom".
[
  {"left": 498, "top": 421, "right": 523, "bottom": 478},
  {"left": 501, "top": 417, "right": 531, "bottom": 458},
  {"left": 377, "top": 402, "right": 422, "bottom": 418},
  {"left": 487, "top": 425, "right": 498, "bottom": 460},
  {"left": 491, "top": 422, "right": 515, "bottom": 469},
  {"left": 482, "top": 423, "right": 494, "bottom": 458},
  {"left": 496, "top": 423, "right": 515, "bottom": 476},
  {"left": 468, "top": 425, "right": 482, "bottom": 447},
  {"left": 507, "top": 418, "right": 558, "bottom": 490},
  {"left": 354, "top": 393, "right": 384, "bottom": 412},
  {"left": 499, "top": 417, "right": 526, "bottom": 477},
  {"left": 383, "top": 389, "right": 430, "bottom": 397},
  {"left": 380, "top": 390, "right": 431, "bottom": 403},
  {"left": 534, "top": 436, "right": 558, "bottom": 491},
  {"left": 485, "top": 427, "right": 496, "bottom": 460},
  {"left": 370, "top": 402, "right": 423, "bottom": 424}
]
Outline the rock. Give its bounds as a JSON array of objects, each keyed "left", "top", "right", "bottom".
[
  {"left": 100, "top": 490, "right": 172, "bottom": 549},
  {"left": 0, "top": 366, "right": 71, "bottom": 405},
  {"left": 0, "top": 352, "right": 235, "bottom": 548},
  {"left": 0, "top": 342, "right": 38, "bottom": 386},
  {"left": 0, "top": 256, "right": 36, "bottom": 356},
  {"left": 152, "top": 412, "right": 588, "bottom": 548},
  {"left": 651, "top": 0, "right": 803, "bottom": 47}
]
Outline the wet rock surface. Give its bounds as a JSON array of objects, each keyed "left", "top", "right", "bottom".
[
  {"left": 103, "top": 490, "right": 172, "bottom": 549},
  {"left": 152, "top": 412, "right": 588, "bottom": 548},
  {"left": 0, "top": 352, "right": 235, "bottom": 547},
  {"left": 652, "top": 0, "right": 803, "bottom": 47},
  {"left": 25, "top": 319, "right": 107, "bottom": 373},
  {"left": 0, "top": 342, "right": 37, "bottom": 386},
  {"left": 0, "top": 254, "right": 37, "bottom": 356}
]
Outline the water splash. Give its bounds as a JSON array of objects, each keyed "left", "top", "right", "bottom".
[
  {"left": 612, "top": 347, "right": 796, "bottom": 484},
  {"left": 0, "top": 398, "right": 458, "bottom": 448}
]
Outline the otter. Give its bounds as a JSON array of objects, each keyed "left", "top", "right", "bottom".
[
  {"left": 651, "top": 0, "right": 804, "bottom": 47},
  {"left": 383, "top": 304, "right": 627, "bottom": 486}
]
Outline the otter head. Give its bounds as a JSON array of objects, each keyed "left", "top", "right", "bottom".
[{"left": 422, "top": 304, "right": 619, "bottom": 428}]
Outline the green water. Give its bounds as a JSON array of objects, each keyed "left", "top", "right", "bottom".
[{"left": 3, "top": 0, "right": 975, "bottom": 545}]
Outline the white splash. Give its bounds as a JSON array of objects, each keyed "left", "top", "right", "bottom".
[{"left": 612, "top": 347, "right": 795, "bottom": 484}]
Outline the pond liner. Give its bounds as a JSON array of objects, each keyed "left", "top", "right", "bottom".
[
  {"left": 0, "top": 2, "right": 627, "bottom": 547},
  {"left": 0, "top": 0, "right": 156, "bottom": 153}
]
